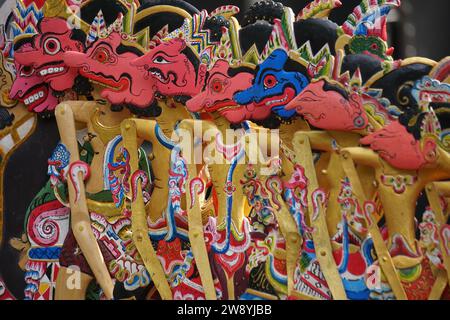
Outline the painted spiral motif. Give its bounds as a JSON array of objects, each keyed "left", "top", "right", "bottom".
[{"left": 27, "top": 201, "right": 70, "bottom": 247}]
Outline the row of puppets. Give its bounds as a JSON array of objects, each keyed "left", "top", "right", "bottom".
[{"left": 0, "top": 0, "right": 449, "bottom": 300}]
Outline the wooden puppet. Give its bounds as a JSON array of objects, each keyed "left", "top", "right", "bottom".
[
  {"left": 117, "top": 8, "right": 237, "bottom": 300},
  {"left": 339, "top": 99, "right": 450, "bottom": 300},
  {"left": 177, "top": 5, "right": 305, "bottom": 299},
  {"left": 51, "top": 7, "right": 198, "bottom": 300},
  {"left": 185, "top": 60, "right": 299, "bottom": 299},
  {"left": 232, "top": 1, "right": 349, "bottom": 299},
  {"left": 0, "top": 1, "right": 69, "bottom": 300}
]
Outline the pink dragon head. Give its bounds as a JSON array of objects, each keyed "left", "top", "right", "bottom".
[
  {"left": 131, "top": 38, "right": 207, "bottom": 103},
  {"left": 14, "top": 17, "right": 85, "bottom": 92},
  {"left": 360, "top": 121, "right": 436, "bottom": 171},
  {"left": 63, "top": 31, "right": 158, "bottom": 113},
  {"left": 285, "top": 79, "right": 368, "bottom": 131},
  {"left": 186, "top": 59, "right": 267, "bottom": 124},
  {"left": 9, "top": 58, "right": 58, "bottom": 113}
]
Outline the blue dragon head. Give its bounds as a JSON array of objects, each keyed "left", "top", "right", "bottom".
[{"left": 234, "top": 49, "right": 309, "bottom": 119}]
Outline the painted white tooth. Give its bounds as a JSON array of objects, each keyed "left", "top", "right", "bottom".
[
  {"left": 29, "top": 96, "right": 35, "bottom": 103},
  {"left": 40, "top": 70, "right": 47, "bottom": 76},
  {"left": 34, "top": 94, "right": 39, "bottom": 100},
  {"left": 24, "top": 98, "right": 29, "bottom": 105},
  {"left": 59, "top": 67, "right": 64, "bottom": 72},
  {"left": 53, "top": 67, "right": 58, "bottom": 73},
  {"left": 47, "top": 68, "right": 54, "bottom": 74},
  {"left": 38, "top": 91, "right": 44, "bottom": 98}
]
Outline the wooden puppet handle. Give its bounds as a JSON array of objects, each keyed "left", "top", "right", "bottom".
[
  {"left": 121, "top": 119, "right": 173, "bottom": 300},
  {"left": 177, "top": 120, "right": 217, "bottom": 300},
  {"left": 267, "top": 186, "right": 302, "bottom": 297},
  {"left": 293, "top": 132, "right": 347, "bottom": 300},
  {"left": 55, "top": 102, "right": 114, "bottom": 300},
  {"left": 426, "top": 182, "right": 450, "bottom": 290},
  {"left": 340, "top": 147, "right": 408, "bottom": 300}
]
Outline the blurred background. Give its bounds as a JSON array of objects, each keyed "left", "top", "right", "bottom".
[
  {"left": 0, "top": 0, "right": 448, "bottom": 60},
  {"left": 186, "top": 0, "right": 450, "bottom": 61}
]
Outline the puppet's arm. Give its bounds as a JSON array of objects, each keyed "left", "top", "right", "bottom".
[
  {"left": 426, "top": 182, "right": 450, "bottom": 291},
  {"left": 339, "top": 147, "right": 407, "bottom": 300},
  {"left": 55, "top": 102, "right": 114, "bottom": 300},
  {"left": 121, "top": 119, "right": 173, "bottom": 300},
  {"left": 177, "top": 119, "right": 217, "bottom": 300},
  {"left": 293, "top": 132, "right": 348, "bottom": 300}
]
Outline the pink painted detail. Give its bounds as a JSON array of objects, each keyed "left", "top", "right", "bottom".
[
  {"left": 441, "top": 225, "right": 450, "bottom": 256},
  {"left": 285, "top": 80, "right": 368, "bottom": 131},
  {"left": 223, "top": 181, "right": 236, "bottom": 196},
  {"left": 362, "top": 201, "right": 377, "bottom": 229},
  {"left": 215, "top": 132, "right": 243, "bottom": 161},
  {"left": 68, "top": 161, "right": 91, "bottom": 203},
  {"left": 0, "top": 277, "right": 15, "bottom": 300},
  {"left": 380, "top": 174, "right": 417, "bottom": 194},
  {"left": 14, "top": 18, "right": 84, "bottom": 92},
  {"left": 311, "top": 189, "right": 327, "bottom": 222},
  {"left": 131, "top": 38, "right": 207, "bottom": 98},
  {"left": 337, "top": 179, "right": 370, "bottom": 233},
  {"left": 63, "top": 32, "right": 156, "bottom": 108},
  {"left": 27, "top": 200, "right": 70, "bottom": 247},
  {"left": 284, "top": 164, "right": 309, "bottom": 207},
  {"left": 189, "top": 178, "right": 204, "bottom": 209},
  {"left": 431, "top": 58, "right": 450, "bottom": 82},
  {"left": 296, "top": 0, "right": 342, "bottom": 20},
  {"left": 419, "top": 210, "right": 444, "bottom": 269},
  {"left": 212, "top": 219, "right": 251, "bottom": 279},
  {"left": 9, "top": 61, "right": 58, "bottom": 113},
  {"left": 360, "top": 121, "right": 429, "bottom": 170},
  {"left": 389, "top": 234, "right": 422, "bottom": 259},
  {"left": 107, "top": 148, "right": 131, "bottom": 207},
  {"left": 186, "top": 60, "right": 265, "bottom": 124},
  {"left": 265, "top": 176, "right": 284, "bottom": 210},
  {"left": 209, "top": 5, "right": 240, "bottom": 17},
  {"left": 203, "top": 217, "right": 221, "bottom": 250},
  {"left": 24, "top": 260, "right": 46, "bottom": 300},
  {"left": 131, "top": 170, "right": 150, "bottom": 202}
]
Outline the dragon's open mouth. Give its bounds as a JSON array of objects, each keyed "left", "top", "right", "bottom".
[
  {"left": 254, "top": 86, "right": 296, "bottom": 109},
  {"left": 80, "top": 69, "right": 130, "bottom": 92},
  {"left": 149, "top": 68, "right": 170, "bottom": 84},
  {"left": 37, "top": 61, "right": 69, "bottom": 80},
  {"left": 19, "top": 83, "right": 50, "bottom": 112},
  {"left": 204, "top": 99, "right": 242, "bottom": 113}
]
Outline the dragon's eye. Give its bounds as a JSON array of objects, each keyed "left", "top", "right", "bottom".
[
  {"left": 370, "top": 43, "right": 379, "bottom": 51},
  {"left": 263, "top": 74, "right": 277, "bottom": 89},
  {"left": 93, "top": 47, "right": 110, "bottom": 63},
  {"left": 211, "top": 79, "right": 223, "bottom": 92},
  {"left": 153, "top": 56, "right": 169, "bottom": 64},
  {"left": 43, "top": 37, "right": 61, "bottom": 55},
  {"left": 20, "top": 65, "right": 34, "bottom": 77}
]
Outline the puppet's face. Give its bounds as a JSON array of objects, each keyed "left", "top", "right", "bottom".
[
  {"left": 234, "top": 49, "right": 309, "bottom": 119},
  {"left": 285, "top": 80, "right": 368, "bottom": 131},
  {"left": 9, "top": 61, "right": 58, "bottom": 113},
  {"left": 360, "top": 121, "right": 430, "bottom": 170},
  {"left": 64, "top": 32, "right": 156, "bottom": 108},
  {"left": 186, "top": 60, "right": 268, "bottom": 123},
  {"left": 14, "top": 18, "right": 84, "bottom": 92},
  {"left": 132, "top": 38, "right": 206, "bottom": 99}
]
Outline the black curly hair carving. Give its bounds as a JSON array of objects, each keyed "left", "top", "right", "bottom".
[
  {"left": 241, "top": 0, "right": 284, "bottom": 27},
  {"left": 204, "top": 15, "right": 230, "bottom": 43}
]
